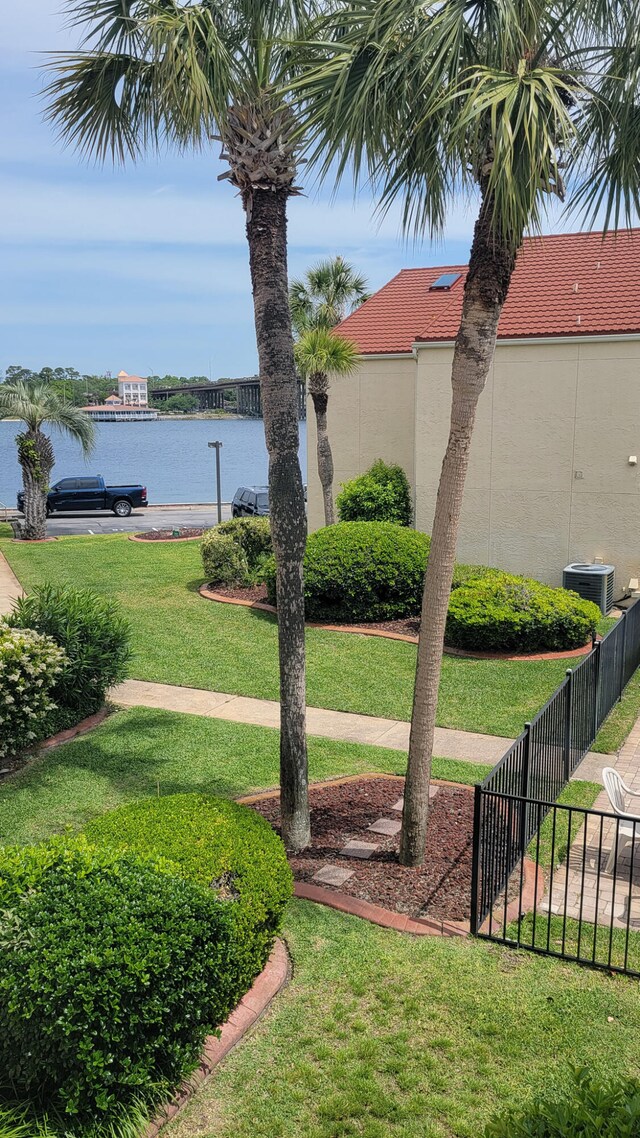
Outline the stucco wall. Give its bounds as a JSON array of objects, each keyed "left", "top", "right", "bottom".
[
  {"left": 415, "top": 338, "right": 640, "bottom": 589},
  {"left": 306, "top": 355, "right": 416, "bottom": 531}
]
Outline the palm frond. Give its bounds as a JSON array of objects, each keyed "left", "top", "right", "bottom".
[
  {"left": 0, "top": 380, "right": 95, "bottom": 453},
  {"left": 294, "top": 327, "right": 359, "bottom": 379}
]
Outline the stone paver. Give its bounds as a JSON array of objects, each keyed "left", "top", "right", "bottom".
[
  {"left": 312, "top": 865, "right": 355, "bottom": 887},
  {"left": 368, "top": 817, "right": 402, "bottom": 836},
  {"left": 113, "top": 679, "right": 514, "bottom": 766},
  {"left": 340, "top": 840, "right": 380, "bottom": 859},
  {"left": 539, "top": 719, "right": 640, "bottom": 929},
  {"left": 0, "top": 553, "right": 23, "bottom": 617}
]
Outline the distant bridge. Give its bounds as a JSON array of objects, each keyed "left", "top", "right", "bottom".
[{"left": 151, "top": 376, "right": 306, "bottom": 419}]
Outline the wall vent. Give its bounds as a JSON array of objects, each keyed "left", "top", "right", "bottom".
[{"left": 563, "top": 563, "right": 615, "bottom": 615}]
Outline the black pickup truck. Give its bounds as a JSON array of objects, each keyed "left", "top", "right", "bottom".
[{"left": 18, "top": 476, "right": 148, "bottom": 518}]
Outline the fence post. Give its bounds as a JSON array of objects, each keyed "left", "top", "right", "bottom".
[
  {"left": 619, "top": 610, "right": 628, "bottom": 702},
  {"left": 519, "top": 722, "right": 531, "bottom": 855},
  {"left": 564, "top": 669, "right": 573, "bottom": 782},
  {"left": 592, "top": 639, "right": 602, "bottom": 740},
  {"left": 470, "top": 785, "right": 482, "bottom": 936}
]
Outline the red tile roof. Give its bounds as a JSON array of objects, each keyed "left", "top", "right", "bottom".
[{"left": 337, "top": 230, "right": 640, "bottom": 353}]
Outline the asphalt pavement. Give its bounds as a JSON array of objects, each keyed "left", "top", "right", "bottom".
[{"left": 8, "top": 504, "right": 232, "bottom": 537}]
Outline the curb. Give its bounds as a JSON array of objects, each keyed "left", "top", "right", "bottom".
[
  {"left": 294, "top": 882, "right": 469, "bottom": 937},
  {"left": 37, "top": 706, "right": 109, "bottom": 751},
  {"left": 145, "top": 939, "right": 290, "bottom": 1137},
  {"left": 236, "top": 772, "right": 473, "bottom": 805},
  {"left": 198, "top": 587, "right": 592, "bottom": 661}
]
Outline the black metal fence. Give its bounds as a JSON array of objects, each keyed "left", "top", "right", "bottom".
[{"left": 470, "top": 600, "right": 640, "bottom": 975}]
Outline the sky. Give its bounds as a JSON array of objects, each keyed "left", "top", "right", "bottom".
[{"left": 0, "top": 3, "right": 598, "bottom": 381}]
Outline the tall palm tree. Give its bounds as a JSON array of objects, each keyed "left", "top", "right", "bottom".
[
  {"left": 44, "top": 0, "right": 313, "bottom": 850},
  {"left": 294, "top": 327, "right": 359, "bottom": 524},
  {"left": 298, "top": 0, "right": 636, "bottom": 864},
  {"left": 0, "top": 381, "right": 94, "bottom": 541},
  {"left": 290, "top": 256, "right": 368, "bottom": 523}
]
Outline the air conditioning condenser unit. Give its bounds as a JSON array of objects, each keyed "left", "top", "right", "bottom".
[{"left": 562, "top": 563, "right": 615, "bottom": 615}]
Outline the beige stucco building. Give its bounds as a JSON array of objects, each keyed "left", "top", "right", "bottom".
[{"left": 307, "top": 230, "right": 640, "bottom": 592}]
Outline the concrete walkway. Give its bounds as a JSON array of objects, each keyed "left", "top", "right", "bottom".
[
  {"left": 113, "top": 678, "right": 513, "bottom": 767},
  {"left": 0, "top": 552, "right": 23, "bottom": 616}
]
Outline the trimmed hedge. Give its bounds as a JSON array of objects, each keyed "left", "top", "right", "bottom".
[
  {"left": 337, "top": 460, "right": 413, "bottom": 526},
  {"left": 85, "top": 793, "right": 292, "bottom": 997},
  {"left": 486, "top": 1068, "right": 640, "bottom": 1137},
  {"left": 265, "top": 521, "right": 430, "bottom": 621},
  {"left": 0, "top": 836, "right": 236, "bottom": 1123},
  {"left": 0, "top": 624, "right": 66, "bottom": 759},
  {"left": 7, "top": 585, "right": 131, "bottom": 735},
  {"left": 201, "top": 517, "right": 272, "bottom": 586},
  {"left": 446, "top": 572, "right": 600, "bottom": 652}
]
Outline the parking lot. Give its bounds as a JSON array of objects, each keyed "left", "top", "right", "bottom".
[{"left": 7, "top": 503, "right": 232, "bottom": 537}]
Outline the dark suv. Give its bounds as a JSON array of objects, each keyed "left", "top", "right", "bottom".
[{"left": 231, "top": 486, "right": 269, "bottom": 517}]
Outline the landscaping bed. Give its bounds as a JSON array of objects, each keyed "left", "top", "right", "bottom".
[
  {"left": 133, "top": 527, "right": 205, "bottom": 541},
  {"left": 249, "top": 776, "right": 476, "bottom": 922}
]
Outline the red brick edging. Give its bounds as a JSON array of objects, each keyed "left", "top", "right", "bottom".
[
  {"left": 294, "top": 882, "right": 469, "bottom": 937},
  {"left": 145, "top": 938, "right": 290, "bottom": 1137},
  {"left": 129, "top": 533, "right": 203, "bottom": 543},
  {"left": 198, "top": 586, "right": 591, "bottom": 661},
  {"left": 37, "top": 706, "right": 109, "bottom": 751}
]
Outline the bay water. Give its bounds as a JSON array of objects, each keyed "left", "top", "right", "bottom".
[{"left": 0, "top": 418, "right": 307, "bottom": 507}]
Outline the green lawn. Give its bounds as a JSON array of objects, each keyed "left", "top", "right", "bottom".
[
  {"left": 161, "top": 899, "right": 640, "bottom": 1138},
  {"left": 510, "top": 913, "right": 640, "bottom": 975},
  {"left": 0, "top": 707, "right": 490, "bottom": 847},
  {"left": 0, "top": 534, "right": 591, "bottom": 740}
]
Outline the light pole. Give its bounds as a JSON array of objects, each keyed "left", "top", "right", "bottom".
[{"left": 208, "top": 441, "right": 223, "bottom": 524}]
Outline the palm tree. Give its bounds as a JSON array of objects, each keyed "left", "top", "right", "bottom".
[
  {"left": 294, "top": 327, "right": 359, "bottom": 524},
  {"left": 44, "top": 0, "right": 313, "bottom": 850},
  {"left": 290, "top": 256, "right": 368, "bottom": 523},
  {"left": 0, "top": 380, "right": 94, "bottom": 541},
  {"left": 290, "top": 256, "right": 370, "bottom": 334},
  {"left": 298, "top": 0, "right": 634, "bottom": 864}
]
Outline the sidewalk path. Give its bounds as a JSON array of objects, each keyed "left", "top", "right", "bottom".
[
  {"left": 0, "top": 552, "right": 23, "bottom": 616},
  {"left": 113, "top": 679, "right": 512, "bottom": 766}
]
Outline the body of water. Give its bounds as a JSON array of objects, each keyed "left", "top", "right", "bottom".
[{"left": 0, "top": 418, "right": 307, "bottom": 506}]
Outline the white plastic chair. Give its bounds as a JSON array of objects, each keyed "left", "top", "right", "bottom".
[{"left": 603, "top": 767, "right": 640, "bottom": 873}]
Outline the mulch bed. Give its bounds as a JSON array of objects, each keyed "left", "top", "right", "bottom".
[
  {"left": 250, "top": 776, "right": 474, "bottom": 922},
  {"left": 211, "top": 583, "right": 420, "bottom": 634},
  {"left": 214, "top": 583, "right": 271, "bottom": 604},
  {"left": 135, "top": 527, "right": 205, "bottom": 541}
]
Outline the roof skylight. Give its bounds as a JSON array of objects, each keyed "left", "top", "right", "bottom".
[{"left": 429, "top": 272, "right": 462, "bottom": 291}]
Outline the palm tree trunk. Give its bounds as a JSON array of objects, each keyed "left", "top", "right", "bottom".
[
  {"left": 17, "top": 430, "right": 53, "bottom": 542},
  {"left": 399, "top": 202, "right": 519, "bottom": 867},
  {"left": 310, "top": 384, "right": 336, "bottom": 526},
  {"left": 245, "top": 187, "right": 310, "bottom": 853}
]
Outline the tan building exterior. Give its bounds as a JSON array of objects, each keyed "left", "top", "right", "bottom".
[{"left": 307, "top": 232, "right": 640, "bottom": 592}]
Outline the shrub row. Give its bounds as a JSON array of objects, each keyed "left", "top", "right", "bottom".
[
  {"left": 263, "top": 521, "right": 599, "bottom": 651},
  {"left": 1, "top": 584, "right": 132, "bottom": 755},
  {"left": 486, "top": 1068, "right": 640, "bottom": 1137},
  {"left": 201, "top": 516, "right": 272, "bottom": 586},
  {"left": 0, "top": 795, "right": 291, "bottom": 1129}
]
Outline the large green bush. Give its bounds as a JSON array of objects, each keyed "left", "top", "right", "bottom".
[
  {"left": 0, "top": 837, "right": 236, "bottom": 1123},
  {"left": 85, "top": 793, "right": 292, "bottom": 996},
  {"left": 265, "top": 521, "right": 430, "bottom": 621},
  {"left": 7, "top": 585, "right": 131, "bottom": 733},
  {"left": 486, "top": 1069, "right": 640, "bottom": 1137},
  {"left": 0, "top": 624, "right": 66, "bottom": 759},
  {"left": 337, "top": 460, "right": 413, "bottom": 526},
  {"left": 446, "top": 572, "right": 600, "bottom": 652},
  {"left": 201, "top": 517, "right": 272, "bottom": 585}
]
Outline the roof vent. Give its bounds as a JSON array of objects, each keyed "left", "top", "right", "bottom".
[{"left": 429, "top": 272, "right": 462, "bottom": 291}]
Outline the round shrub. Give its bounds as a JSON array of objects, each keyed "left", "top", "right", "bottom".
[
  {"left": 0, "top": 836, "right": 237, "bottom": 1122},
  {"left": 216, "top": 516, "right": 272, "bottom": 565},
  {"left": 85, "top": 793, "right": 292, "bottom": 998},
  {"left": 7, "top": 585, "right": 131, "bottom": 733},
  {"left": 337, "top": 460, "right": 413, "bottom": 526},
  {"left": 446, "top": 572, "right": 600, "bottom": 652},
  {"left": 0, "top": 623, "right": 66, "bottom": 759},
  {"left": 201, "top": 530, "right": 249, "bottom": 585},
  {"left": 486, "top": 1068, "right": 640, "bottom": 1137},
  {"left": 264, "top": 521, "right": 430, "bottom": 621}
]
